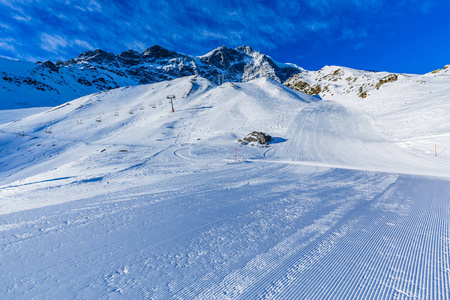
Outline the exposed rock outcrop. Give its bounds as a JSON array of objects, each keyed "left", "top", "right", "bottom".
[
  {"left": 239, "top": 131, "right": 273, "bottom": 145},
  {"left": 375, "top": 74, "right": 398, "bottom": 89},
  {"left": 284, "top": 66, "right": 407, "bottom": 100}
]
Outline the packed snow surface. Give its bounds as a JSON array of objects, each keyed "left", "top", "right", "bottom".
[{"left": 0, "top": 76, "right": 449, "bottom": 299}]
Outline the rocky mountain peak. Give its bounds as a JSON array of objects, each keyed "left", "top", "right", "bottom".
[
  {"left": 235, "top": 45, "right": 256, "bottom": 56},
  {"left": 77, "top": 49, "right": 115, "bottom": 64},
  {"left": 0, "top": 45, "right": 304, "bottom": 109},
  {"left": 41, "top": 60, "right": 59, "bottom": 72},
  {"left": 200, "top": 46, "right": 248, "bottom": 69},
  {"left": 141, "top": 45, "right": 178, "bottom": 61},
  {"left": 118, "top": 50, "right": 142, "bottom": 65}
]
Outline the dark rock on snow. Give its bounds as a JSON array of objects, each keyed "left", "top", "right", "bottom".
[{"left": 241, "top": 131, "right": 273, "bottom": 145}]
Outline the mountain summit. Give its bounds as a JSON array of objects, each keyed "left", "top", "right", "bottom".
[{"left": 0, "top": 45, "right": 301, "bottom": 109}]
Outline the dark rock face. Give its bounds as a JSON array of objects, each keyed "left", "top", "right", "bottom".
[
  {"left": 1, "top": 45, "right": 303, "bottom": 109},
  {"left": 78, "top": 77, "right": 92, "bottom": 86},
  {"left": 118, "top": 50, "right": 142, "bottom": 66},
  {"left": 142, "top": 45, "right": 179, "bottom": 61},
  {"left": 274, "top": 64, "right": 301, "bottom": 83},
  {"left": 22, "top": 77, "right": 55, "bottom": 91},
  {"left": 200, "top": 46, "right": 247, "bottom": 69},
  {"left": 242, "top": 131, "right": 273, "bottom": 145},
  {"left": 235, "top": 45, "right": 256, "bottom": 56},
  {"left": 42, "top": 61, "right": 59, "bottom": 72},
  {"left": 59, "top": 45, "right": 301, "bottom": 86},
  {"left": 1, "top": 72, "right": 57, "bottom": 92},
  {"left": 77, "top": 49, "right": 116, "bottom": 64}
]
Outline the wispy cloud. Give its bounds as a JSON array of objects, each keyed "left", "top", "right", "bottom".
[
  {"left": 0, "top": 22, "right": 13, "bottom": 31},
  {"left": 0, "top": 0, "right": 21, "bottom": 10},
  {"left": 0, "top": 41, "right": 15, "bottom": 52},
  {"left": 74, "top": 39, "right": 95, "bottom": 50},
  {"left": 40, "top": 33, "right": 68, "bottom": 53},
  {"left": 0, "top": 0, "right": 446, "bottom": 72},
  {"left": 87, "top": 0, "right": 102, "bottom": 12},
  {"left": 12, "top": 14, "right": 32, "bottom": 22}
]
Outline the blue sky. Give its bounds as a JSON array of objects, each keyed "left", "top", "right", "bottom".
[{"left": 0, "top": 0, "right": 449, "bottom": 74}]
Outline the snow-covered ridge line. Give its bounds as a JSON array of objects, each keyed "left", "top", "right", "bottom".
[
  {"left": 0, "top": 45, "right": 301, "bottom": 109},
  {"left": 283, "top": 64, "right": 450, "bottom": 100}
]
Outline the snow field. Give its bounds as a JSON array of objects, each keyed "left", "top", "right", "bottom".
[
  {"left": 1, "top": 164, "right": 448, "bottom": 299},
  {"left": 0, "top": 75, "right": 449, "bottom": 298},
  {"left": 306, "top": 66, "right": 450, "bottom": 161}
]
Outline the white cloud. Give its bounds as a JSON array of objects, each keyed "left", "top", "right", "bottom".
[
  {"left": 0, "top": 41, "right": 15, "bottom": 52},
  {"left": 74, "top": 39, "right": 95, "bottom": 50},
  {"left": 87, "top": 0, "right": 102, "bottom": 12},
  {"left": 0, "top": 0, "right": 21, "bottom": 10},
  {"left": 199, "top": 30, "right": 229, "bottom": 40},
  {"left": 123, "top": 40, "right": 147, "bottom": 52},
  {"left": 0, "top": 23, "right": 13, "bottom": 31},
  {"left": 12, "top": 14, "right": 32, "bottom": 22},
  {"left": 55, "top": 13, "right": 69, "bottom": 21},
  {"left": 40, "top": 33, "right": 68, "bottom": 53},
  {"left": 0, "top": 54, "right": 18, "bottom": 60},
  {"left": 0, "top": 0, "right": 442, "bottom": 65}
]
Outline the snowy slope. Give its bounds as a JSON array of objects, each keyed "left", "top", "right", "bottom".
[
  {"left": 285, "top": 65, "right": 405, "bottom": 99},
  {"left": 0, "top": 76, "right": 315, "bottom": 212},
  {"left": 0, "top": 76, "right": 449, "bottom": 299},
  {"left": 285, "top": 65, "right": 450, "bottom": 161},
  {"left": 340, "top": 72, "right": 450, "bottom": 161},
  {"left": 0, "top": 56, "right": 133, "bottom": 109},
  {"left": 267, "top": 100, "right": 449, "bottom": 177}
]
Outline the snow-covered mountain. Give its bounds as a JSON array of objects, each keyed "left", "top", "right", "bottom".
[
  {"left": 284, "top": 64, "right": 450, "bottom": 99},
  {"left": 284, "top": 65, "right": 450, "bottom": 159},
  {"left": 1, "top": 74, "right": 449, "bottom": 200},
  {"left": 0, "top": 76, "right": 316, "bottom": 201},
  {"left": 1, "top": 45, "right": 450, "bottom": 299},
  {"left": 1, "top": 75, "right": 450, "bottom": 298},
  {"left": 0, "top": 45, "right": 301, "bottom": 109},
  {"left": 3, "top": 43, "right": 448, "bottom": 112}
]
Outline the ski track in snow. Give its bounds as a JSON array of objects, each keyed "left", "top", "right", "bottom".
[
  {"left": 0, "top": 77, "right": 449, "bottom": 299},
  {"left": 1, "top": 164, "right": 449, "bottom": 299}
]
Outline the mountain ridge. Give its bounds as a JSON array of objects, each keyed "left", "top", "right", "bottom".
[
  {"left": 0, "top": 45, "right": 301, "bottom": 109},
  {"left": 284, "top": 64, "right": 450, "bottom": 100},
  {"left": 1, "top": 45, "right": 449, "bottom": 109}
]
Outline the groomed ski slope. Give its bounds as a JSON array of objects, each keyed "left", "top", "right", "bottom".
[{"left": 0, "top": 76, "right": 449, "bottom": 299}]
